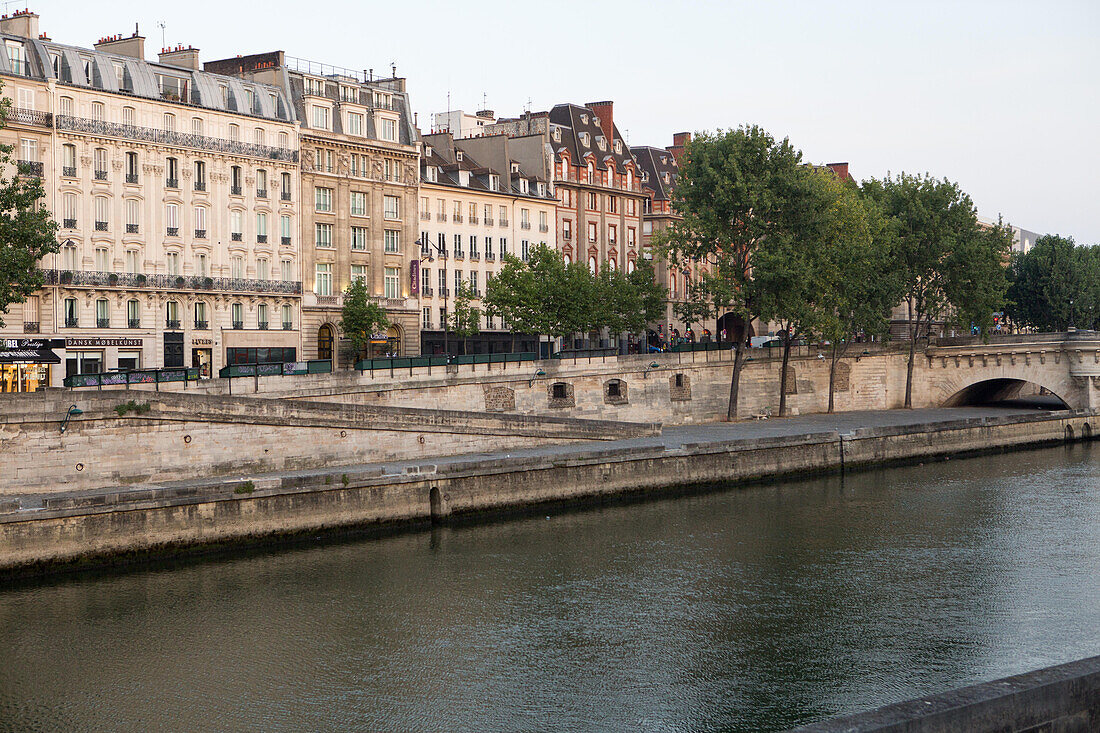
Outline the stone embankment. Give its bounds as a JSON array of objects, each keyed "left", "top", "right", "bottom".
[{"left": 0, "top": 407, "right": 1093, "bottom": 579}]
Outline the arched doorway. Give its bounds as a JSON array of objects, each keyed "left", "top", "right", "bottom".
[
  {"left": 942, "top": 378, "right": 1070, "bottom": 410},
  {"left": 717, "top": 313, "right": 754, "bottom": 344},
  {"left": 317, "top": 324, "right": 334, "bottom": 361},
  {"left": 385, "top": 324, "right": 401, "bottom": 357}
]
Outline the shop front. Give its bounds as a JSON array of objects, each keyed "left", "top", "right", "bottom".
[
  {"left": 191, "top": 337, "right": 214, "bottom": 378},
  {"left": 64, "top": 338, "right": 146, "bottom": 378},
  {"left": 222, "top": 329, "right": 300, "bottom": 369},
  {"left": 1, "top": 338, "right": 63, "bottom": 393}
]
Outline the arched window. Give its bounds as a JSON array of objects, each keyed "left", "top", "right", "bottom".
[
  {"left": 627, "top": 258, "right": 636, "bottom": 274},
  {"left": 608, "top": 258, "right": 617, "bottom": 271},
  {"left": 278, "top": 131, "right": 289, "bottom": 148},
  {"left": 586, "top": 161, "right": 594, "bottom": 184},
  {"left": 91, "top": 101, "right": 105, "bottom": 121},
  {"left": 670, "top": 274, "right": 678, "bottom": 297},
  {"left": 588, "top": 256, "right": 597, "bottom": 275},
  {"left": 563, "top": 253, "right": 571, "bottom": 265}
]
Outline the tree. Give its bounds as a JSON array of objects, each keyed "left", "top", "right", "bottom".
[
  {"left": 660, "top": 126, "right": 806, "bottom": 419},
  {"left": 339, "top": 279, "right": 389, "bottom": 361},
  {"left": 484, "top": 254, "right": 538, "bottom": 352},
  {"left": 862, "top": 173, "right": 1009, "bottom": 408},
  {"left": 673, "top": 279, "right": 717, "bottom": 337},
  {"left": 1005, "top": 235, "right": 1093, "bottom": 331},
  {"left": 0, "top": 83, "right": 60, "bottom": 327},
  {"left": 626, "top": 257, "right": 668, "bottom": 338},
  {"left": 448, "top": 280, "right": 481, "bottom": 354}
]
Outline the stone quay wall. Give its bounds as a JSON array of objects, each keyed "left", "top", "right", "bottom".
[
  {"left": 0, "top": 410, "right": 1092, "bottom": 577},
  {"left": 0, "top": 390, "right": 657, "bottom": 495},
  {"left": 789, "top": 653, "right": 1100, "bottom": 732}
]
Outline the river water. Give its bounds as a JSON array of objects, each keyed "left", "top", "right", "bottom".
[{"left": 2, "top": 443, "right": 1099, "bottom": 732}]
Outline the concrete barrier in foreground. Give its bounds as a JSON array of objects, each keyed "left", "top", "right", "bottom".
[{"left": 789, "top": 654, "right": 1100, "bottom": 732}]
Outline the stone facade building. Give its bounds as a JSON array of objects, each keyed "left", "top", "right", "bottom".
[
  {"left": 205, "top": 52, "right": 421, "bottom": 363},
  {"left": 417, "top": 129, "right": 556, "bottom": 355},
  {"left": 0, "top": 11, "right": 302, "bottom": 392}
]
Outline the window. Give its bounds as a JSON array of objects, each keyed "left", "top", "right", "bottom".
[
  {"left": 231, "top": 302, "right": 243, "bottom": 327},
  {"left": 62, "top": 243, "right": 78, "bottom": 270},
  {"left": 59, "top": 96, "right": 73, "bottom": 116},
  {"left": 469, "top": 271, "right": 478, "bottom": 293},
  {"left": 586, "top": 162, "right": 594, "bottom": 184},
  {"left": 588, "top": 256, "right": 598, "bottom": 275},
  {"left": 351, "top": 226, "right": 367, "bottom": 250},
  {"left": 64, "top": 298, "right": 78, "bottom": 326},
  {"left": 469, "top": 236, "right": 478, "bottom": 257},
  {"left": 587, "top": 192, "right": 598, "bottom": 210},
  {"left": 588, "top": 222, "right": 597, "bottom": 242},
  {"left": 469, "top": 202, "right": 478, "bottom": 221},
  {"left": 195, "top": 252, "right": 208, "bottom": 277},
  {"left": 254, "top": 127, "right": 265, "bottom": 146},
  {"left": 500, "top": 237, "right": 508, "bottom": 255},
  {"left": 499, "top": 205, "right": 507, "bottom": 223},
  {"left": 231, "top": 210, "right": 243, "bottom": 239},
  {"left": 166, "top": 252, "right": 180, "bottom": 276},
  {"left": 453, "top": 233, "right": 462, "bottom": 255},
  {"left": 231, "top": 166, "right": 242, "bottom": 191},
  {"left": 421, "top": 267, "right": 430, "bottom": 292},
  {"left": 257, "top": 258, "right": 269, "bottom": 281},
  {"left": 281, "top": 215, "right": 292, "bottom": 243},
  {"left": 257, "top": 303, "right": 268, "bottom": 327},
  {"left": 281, "top": 258, "right": 293, "bottom": 281},
  {"left": 256, "top": 169, "right": 267, "bottom": 196},
  {"left": 229, "top": 123, "right": 240, "bottom": 142},
  {"left": 165, "top": 157, "right": 179, "bottom": 186},
  {"left": 126, "top": 249, "right": 140, "bottom": 274},
  {"left": 347, "top": 112, "right": 363, "bottom": 135},
  {"left": 315, "top": 263, "right": 332, "bottom": 296},
  {"left": 162, "top": 113, "right": 175, "bottom": 132},
  {"left": 521, "top": 209, "right": 530, "bottom": 228},
  {"left": 315, "top": 222, "right": 333, "bottom": 248},
  {"left": 95, "top": 247, "right": 109, "bottom": 272},
  {"left": 124, "top": 151, "right": 138, "bottom": 181},
  {"left": 608, "top": 224, "right": 617, "bottom": 244},
  {"left": 126, "top": 199, "right": 139, "bottom": 232},
  {"left": 94, "top": 195, "right": 109, "bottom": 229},
  {"left": 194, "top": 160, "right": 206, "bottom": 190},
  {"left": 378, "top": 267, "right": 398, "bottom": 298},
  {"left": 304, "top": 77, "right": 325, "bottom": 96},
  {"left": 157, "top": 74, "right": 189, "bottom": 102},
  {"left": 89, "top": 101, "right": 105, "bottom": 121},
  {"left": 93, "top": 148, "right": 108, "bottom": 177},
  {"left": 193, "top": 301, "right": 208, "bottom": 328},
  {"left": 315, "top": 186, "right": 333, "bottom": 211},
  {"left": 609, "top": 196, "right": 617, "bottom": 214},
  {"left": 278, "top": 132, "right": 289, "bottom": 149},
  {"left": 454, "top": 270, "right": 463, "bottom": 292},
  {"left": 165, "top": 203, "right": 179, "bottom": 233},
  {"left": 351, "top": 191, "right": 366, "bottom": 216},
  {"left": 62, "top": 193, "right": 78, "bottom": 227},
  {"left": 312, "top": 105, "right": 331, "bottom": 130},
  {"left": 384, "top": 230, "right": 400, "bottom": 253},
  {"left": 231, "top": 256, "right": 244, "bottom": 279},
  {"left": 423, "top": 307, "right": 431, "bottom": 329},
  {"left": 257, "top": 212, "right": 268, "bottom": 240},
  {"left": 380, "top": 118, "right": 396, "bottom": 141},
  {"left": 192, "top": 117, "right": 203, "bottom": 136},
  {"left": 627, "top": 228, "right": 636, "bottom": 247},
  {"left": 521, "top": 240, "right": 530, "bottom": 261},
  {"left": 127, "top": 300, "right": 140, "bottom": 327},
  {"left": 281, "top": 172, "right": 292, "bottom": 199},
  {"left": 485, "top": 237, "right": 493, "bottom": 257},
  {"left": 351, "top": 264, "right": 367, "bottom": 283},
  {"left": 282, "top": 304, "right": 292, "bottom": 328},
  {"left": 62, "top": 144, "right": 76, "bottom": 174},
  {"left": 95, "top": 298, "right": 110, "bottom": 327},
  {"left": 384, "top": 195, "right": 399, "bottom": 219}
]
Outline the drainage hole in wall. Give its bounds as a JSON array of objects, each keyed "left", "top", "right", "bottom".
[{"left": 76, "top": 463, "right": 84, "bottom": 471}]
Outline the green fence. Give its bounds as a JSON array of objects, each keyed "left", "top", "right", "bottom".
[
  {"left": 64, "top": 367, "right": 200, "bottom": 389},
  {"left": 217, "top": 360, "right": 331, "bottom": 379},
  {"left": 668, "top": 341, "right": 734, "bottom": 353},
  {"left": 355, "top": 352, "right": 540, "bottom": 372}
]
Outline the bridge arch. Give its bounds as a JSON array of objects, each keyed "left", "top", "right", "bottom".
[{"left": 941, "top": 377, "right": 1071, "bottom": 410}]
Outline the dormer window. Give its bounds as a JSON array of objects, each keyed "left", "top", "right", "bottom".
[
  {"left": 664, "top": 172, "right": 670, "bottom": 184},
  {"left": 597, "top": 136, "right": 608, "bottom": 152},
  {"left": 456, "top": 150, "right": 464, "bottom": 162},
  {"left": 304, "top": 77, "right": 325, "bottom": 97},
  {"left": 537, "top": 182, "right": 546, "bottom": 197},
  {"left": 519, "top": 178, "right": 529, "bottom": 194},
  {"left": 424, "top": 145, "right": 433, "bottom": 157},
  {"left": 593, "top": 116, "right": 599, "bottom": 127},
  {"left": 459, "top": 170, "right": 470, "bottom": 186},
  {"left": 340, "top": 85, "right": 356, "bottom": 102},
  {"left": 510, "top": 162, "right": 519, "bottom": 174},
  {"left": 552, "top": 128, "right": 561, "bottom": 142},
  {"left": 580, "top": 132, "right": 590, "bottom": 147},
  {"left": 488, "top": 174, "right": 499, "bottom": 190},
  {"left": 580, "top": 114, "right": 588, "bottom": 124},
  {"left": 614, "top": 140, "right": 622, "bottom": 154},
  {"left": 425, "top": 166, "right": 438, "bottom": 183}
]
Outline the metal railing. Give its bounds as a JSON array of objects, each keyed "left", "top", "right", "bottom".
[
  {"left": 128, "top": 318, "right": 141, "bottom": 328},
  {"left": 232, "top": 320, "right": 243, "bottom": 330},
  {"left": 23, "top": 321, "right": 39, "bottom": 333},
  {"left": 166, "top": 319, "right": 181, "bottom": 329},
  {"left": 166, "top": 227, "right": 179, "bottom": 237},
  {"left": 94, "top": 221, "right": 108, "bottom": 231},
  {"left": 231, "top": 232, "right": 243, "bottom": 241},
  {"left": 96, "top": 318, "right": 110, "bottom": 328},
  {"left": 7, "top": 107, "right": 52, "bottom": 127},
  {"left": 44, "top": 269, "right": 302, "bottom": 295},
  {"left": 63, "top": 218, "right": 76, "bottom": 229},
  {"left": 126, "top": 224, "right": 139, "bottom": 233},
  {"left": 64, "top": 317, "right": 78, "bottom": 327},
  {"left": 231, "top": 185, "right": 242, "bottom": 196},
  {"left": 281, "top": 191, "right": 291, "bottom": 201},
  {"left": 282, "top": 321, "right": 293, "bottom": 330},
  {"left": 125, "top": 173, "right": 139, "bottom": 184},
  {"left": 64, "top": 366, "right": 201, "bottom": 389},
  {"left": 258, "top": 321, "right": 269, "bottom": 330},
  {"left": 55, "top": 115, "right": 298, "bottom": 163},
  {"left": 256, "top": 188, "right": 267, "bottom": 199},
  {"left": 62, "top": 166, "right": 76, "bottom": 177},
  {"left": 521, "top": 221, "right": 531, "bottom": 230},
  {"left": 257, "top": 234, "right": 268, "bottom": 243},
  {"left": 94, "top": 170, "right": 107, "bottom": 180},
  {"left": 281, "top": 236, "right": 291, "bottom": 246},
  {"left": 195, "top": 229, "right": 206, "bottom": 238},
  {"left": 166, "top": 178, "right": 179, "bottom": 189},
  {"left": 17, "top": 160, "right": 43, "bottom": 177},
  {"left": 194, "top": 181, "right": 206, "bottom": 192},
  {"left": 499, "top": 219, "right": 509, "bottom": 227},
  {"left": 195, "top": 320, "right": 209, "bottom": 330}
]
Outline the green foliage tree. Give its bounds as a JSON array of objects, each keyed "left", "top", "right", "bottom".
[
  {"left": 1005, "top": 234, "right": 1096, "bottom": 331},
  {"left": 627, "top": 257, "right": 667, "bottom": 337},
  {"left": 448, "top": 280, "right": 481, "bottom": 354},
  {"left": 862, "top": 173, "right": 1009, "bottom": 408},
  {"left": 0, "top": 84, "right": 60, "bottom": 327},
  {"left": 484, "top": 254, "right": 538, "bottom": 352},
  {"left": 339, "top": 279, "right": 389, "bottom": 362},
  {"left": 659, "top": 125, "right": 807, "bottom": 419},
  {"left": 673, "top": 278, "right": 717, "bottom": 336}
]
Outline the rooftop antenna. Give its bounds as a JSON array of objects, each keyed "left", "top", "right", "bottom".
[
  {"left": 157, "top": 21, "right": 166, "bottom": 50},
  {"left": 482, "top": 91, "right": 487, "bottom": 109}
]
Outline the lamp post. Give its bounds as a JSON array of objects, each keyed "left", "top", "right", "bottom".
[
  {"left": 416, "top": 238, "right": 449, "bottom": 357},
  {"left": 60, "top": 404, "right": 82, "bottom": 434}
]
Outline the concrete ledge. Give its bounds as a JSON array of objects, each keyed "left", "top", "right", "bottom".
[{"left": 789, "top": 654, "right": 1100, "bottom": 732}]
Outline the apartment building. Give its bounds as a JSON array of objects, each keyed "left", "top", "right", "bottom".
[
  {"left": 484, "top": 101, "right": 646, "bottom": 277},
  {"left": 206, "top": 52, "right": 421, "bottom": 363},
  {"left": 417, "top": 129, "right": 556, "bottom": 355},
  {"left": 0, "top": 11, "right": 302, "bottom": 391}
]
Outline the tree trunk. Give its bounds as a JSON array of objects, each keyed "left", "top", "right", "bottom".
[
  {"left": 778, "top": 331, "right": 792, "bottom": 417},
  {"left": 727, "top": 339, "right": 746, "bottom": 420},
  {"left": 904, "top": 298, "right": 918, "bottom": 409},
  {"left": 510, "top": 330, "right": 516, "bottom": 354},
  {"left": 828, "top": 342, "right": 839, "bottom": 414}
]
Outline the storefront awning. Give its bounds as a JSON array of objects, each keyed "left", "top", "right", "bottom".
[{"left": 0, "top": 348, "right": 61, "bottom": 364}]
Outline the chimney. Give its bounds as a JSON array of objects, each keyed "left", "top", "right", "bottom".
[
  {"left": 0, "top": 9, "right": 39, "bottom": 39},
  {"left": 586, "top": 100, "right": 615, "bottom": 143},
  {"left": 667, "top": 131, "right": 691, "bottom": 165},
  {"left": 158, "top": 44, "right": 200, "bottom": 71},
  {"left": 94, "top": 27, "right": 145, "bottom": 60},
  {"left": 826, "top": 162, "right": 850, "bottom": 181}
]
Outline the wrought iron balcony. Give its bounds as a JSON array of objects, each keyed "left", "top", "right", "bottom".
[
  {"left": 230, "top": 185, "right": 242, "bottom": 196},
  {"left": 539, "top": 224, "right": 549, "bottom": 233},
  {"left": 94, "top": 170, "right": 107, "bottom": 180},
  {"left": 23, "top": 321, "right": 39, "bottom": 333},
  {"left": 499, "top": 219, "right": 509, "bottom": 227},
  {"left": 194, "top": 181, "right": 206, "bottom": 192},
  {"left": 521, "top": 222, "right": 531, "bottom": 230},
  {"left": 421, "top": 286, "right": 433, "bottom": 297},
  {"left": 128, "top": 318, "right": 141, "bottom": 329},
  {"left": 96, "top": 318, "right": 110, "bottom": 328},
  {"left": 281, "top": 191, "right": 291, "bottom": 201},
  {"left": 438, "top": 287, "right": 449, "bottom": 298},
  {"left": 258, "top": 321, "right": 269, "bottom": 330},
  {"left": 43, "top": 269, "right": 302, "bottom": 295},
  {"left": 470, "top": 252, "right": 480, "bottom": 261},
  {"left": 166, "top": 319, "right": 181, "bottom": 330},
  {"left": 166, "top": 178, "right": 179, "bottom": 189},
  {"left": 166, "top": 227, "right": 179, "bottom": 237},
  {"left": 232, "top": 320, "right": 243, "bottom": 330},
  {"left": 64, "top": 317, "right": 78, "bottom": 327},
  {"left": 282, "top": 321, "right": 293, "bottom": 330},
  {"left": 485, "top": 252, "right": 496, "bottom": 261},
  {"left": 62, "top": 166, "right": 76, "bottom": 178},
  {"left": 484, "top": 218, "right": 494, "bottom": 226},
  {"left": 436, "top": 213, "right": 446, "bottom": 222},
  {"left": 453, "top": 251, "right": 464, "bottom": 260},
  {"left": 453, "top": 214, "right": 463, "bottom": 222},
  {"left": 420, "top": 211, "right": 430, "bottom": 221},
  {"left": 55, "top": 115, "right": 299, "bottom": 163},
  {"left": 195, "top": 229, "right": 207, "bottom": 239},
  {"left": 63, "top": 218, "right": 77, "bottom": 229},
  {"left": 281, "top": 236, "right": 291, "bottom": 246},
  {"left": 469, "top": 216, "right": 479, "bottom": 224},
  {"left": 257, "top": 234, "right": 268, "bottom": 243},
  {"left": 195, "top": 320, "right": 209, "bottom": 330},
  {"left": 256, "top": 188, "right": 268, "bottom": 199},
  {"left": 231, "top": 233, "right": 243, "bottom": 241},
  {"left": 94, "top": 221, "right": 108, "bottom": 231},
  {"left": 18, "top": 160, "right": 43, "bottom": 177},
  {"left": 8, "top": 108, "right": 52, "bottom": 127},
  {"left": 125, "top": 173, "right": 139, "bottom": 184},
  {"left": 126, "top": 223, "right": 139, "bottom": 233}
]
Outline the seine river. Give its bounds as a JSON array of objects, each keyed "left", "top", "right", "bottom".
[{"left": 2, "top": 443, "right": 1099, "bottom": 732}]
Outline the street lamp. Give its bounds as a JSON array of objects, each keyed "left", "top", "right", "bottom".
[
  {"left": 416, "top": 237, "right": 450, "bottom": 358},
  {"left": 1069, "top": 299, "right": 1076, "bottom": 332},
  {"left": 643, "top": 360, "right": 660, "bottom": 379},
  {"left": 60, "top": 404, "right": 82, "bottom": 434},
  {"left": 529, "top": 367, "right": 546, "bottom": 387}
]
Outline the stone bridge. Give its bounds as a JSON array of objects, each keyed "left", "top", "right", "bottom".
[{"left": 920, "top": 331, "right": 1100, "bottom": 410}]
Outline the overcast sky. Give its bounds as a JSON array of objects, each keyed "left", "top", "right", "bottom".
[{"left": 32, "top": 0, "right": 1100, "bottom": 242}]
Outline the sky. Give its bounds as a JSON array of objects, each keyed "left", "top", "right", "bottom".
[{"left": 28, "top": 0, "right": 1100, "bottom": 242}]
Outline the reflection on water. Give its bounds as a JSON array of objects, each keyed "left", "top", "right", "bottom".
[{"left": 2, "top": 444, "right": 1099, "bottom": 732}]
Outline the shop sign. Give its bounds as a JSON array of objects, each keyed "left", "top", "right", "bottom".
[
  {"left": 409, "top": 259, "right": 419, "bottom": 296},
  {"left": 4, "top": 338, "right": 64, "bottom": 349},
  {"left": 66, "top": 338, "right": 143, "bottom": 348},
  {"left": 192, "top": 338, "right": 214, "bottom": 346}
]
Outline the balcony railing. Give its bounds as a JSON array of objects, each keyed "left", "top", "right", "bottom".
[
  {"left": 282, "top": 321, "right": 293, "bottom": 330},
  {"left": 166, "top": 319, "right": 181, "bottom": 330},
  {"left": 17, "top": 160, "right": 43, "bottom": 177},
  {"left": 539, "top": 224, "right": 549, "bottom": 233},
  {"left": 232, "top": 320, "right": 243, "bottom": 330},
  {"left": 23, "top": 321, "right": 39, "bottom": 333},
  {"left": 485, "top": 252, "right": 496, "bottom": 261},
  {"left": 258, "top": 321, "right": 269, "bottom": 330},
  {"left": 453, "top": 251, "right": 464, "bottom": 260},
  {"left": 436, "top": 213, "right": 446, "bottom": 222},
  {"left": 126, "top": 173, "right": 139, "bottom": 184},
  {"left": 230, "top": 185, "right": 242, "bottom": 196},
  {"left": 256, "top": 188, "right": 268, "bottom": 199},
  {"left": 94, "top": 170, "right": 107, "bottom": 180},
  {"left": 470, "top": 252, "right": 480, "bottom": 261},
  {"left": 257, "top": 234, "right": 268, "bottom": 243},
  {"left": 499, "top": 219, "right": 509, "bottom": 227},
  {"left": 44, "top": 269, "right": 302, "bottom": 295},
  {"left": 469, "top": 216, "right": 479, "bottom": 224},
  {"left": 64, "top": 317, "right": 78, "bottom": 327},
  {"left": 485, "top": 218, "right": 494, "bottom": 226},
  {"left": 194, "top": 181, "right": 206, "bottom": 192},
  {"left": 128, "top": 318, "right": 141, "bottom": 329},
  {"left": 281, "top": 236, "right": 291, "bottom": 246},
  {"left": 166, "top": 227, "right": 179, "bottom": 237},
  {"left": 166, "top": 178, "right": 179, "bottom": 189},
  {"left": 281, "top": 191, "right": 291, "bottom": 201},
  {"left": 62, "top": 166, "right": 76, "bottom": 178},
  {"left": 8, "top": 107, "right": 52, "bottom": 127},
  {"left": 420, "top": 212, "right": 430, "bottom": 221},
  {"left": 231, "top": 233, "right": 243, "bottom": 241},
  {"left": 96, "top": 318, "right": 110, "bottom": 328},
  {"left": 55, "top": 115, "right": 299, "bottom": 163},
  {"left": 195, "top": 320, "right": 209, "bottom": 330},
  {"left": 453, "top": 214, "right": 463, "bottom": 222},
  {"left": 63, "top": 218, "right": 76, "bottom": 229},
  {"left": 438, "top": 287, "right": 449, "bottom": 298},
  {"left": 94, "top": 221, "right": 108, "bottom": 231},
  {"left": 421, "top": 286, "right": 433, "bottom": 297},
  {"left": 521, "top": 222, "right": 531, "bottom": 230},
  {"left": 126, "top": 223, "right": 139, "bottom": 233},
  {"left": 195, "top": 229, "right": 207, "bottom": 239}
]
